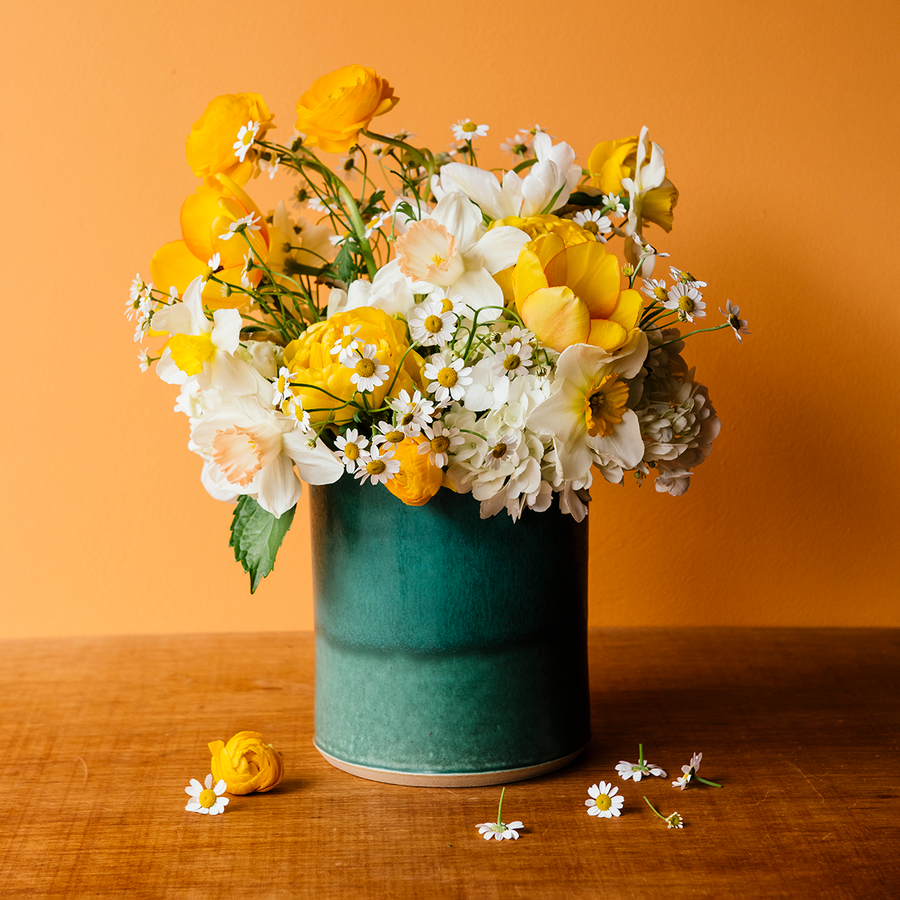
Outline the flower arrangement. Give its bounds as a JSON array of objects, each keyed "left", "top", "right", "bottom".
[{"left": 129, "top": 65, "right": 747, "bottom": 591}]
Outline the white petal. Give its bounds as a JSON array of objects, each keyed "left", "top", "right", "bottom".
[
  {"left": 472, "top": 226, "right": 530, "bottom": 274},
  {"left": 281, "top": 433, "right": 345, "bottom": 485},
  {"left": 590, "top": 410, "right": 645, "bottom": 469},
  {"left": 211, "top": 308, "right": 243, "bottom": 355},
  {"left": 436, "top": 165, "right": 505, "bottom": 220},
  {"left": 155, "top": 347, "right": 189, "bottom": 386},
  {"left": 208, "top": 351, "right": 259, "bottom": 396},
  {"left": 251, "top": 454, "right": 303, "bottom": 517},
  {"left": 432, "top": 191, "right": 483, "bottom": 252}
]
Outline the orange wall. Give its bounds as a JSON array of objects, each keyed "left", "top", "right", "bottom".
[{"left": 2, "top": 0, "right": 898, "bottom": 638}]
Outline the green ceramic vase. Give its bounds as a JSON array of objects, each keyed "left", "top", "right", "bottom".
[{"left": 309, "top": 477, "right": 591, "bottom": 786}]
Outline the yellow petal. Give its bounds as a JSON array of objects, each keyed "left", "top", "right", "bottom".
[
  {"left": 149, "top": 240, "right": 208, "bottom": 296},
  {"left": 586, "top": 319, "right": 628, "bottom": 352},
  {"left": 520, "top": 286, "right": 590, "bottom": 352},
  {"left": 607, "top": 288, "right": 644, "bottom": 330},
  {"left": 554, "top": 242, "right": 620, "bottom": 320}
]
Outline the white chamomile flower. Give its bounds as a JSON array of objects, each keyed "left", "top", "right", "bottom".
[
  {"left": 258, "top": 154, "right": 279, "bottom": 179},
  {"left": 476, "top": 787, "right": 524, "bottom": 841},
  {"left": 641, "top": 277, "right": 669, "bottom": 304},
  {"left": 330, "top": 325, "right": 362, "bottom": 364},
  {"left": 585, "top": 781, "right": 624, "bottom": 818},
  {"left": 572, "top": 209, "right": 612, "bottom": 242},
  {"left": 137, "top": 350, "right": 150, "bottom": 372},
  {"left": 500, "top": 132, "right": 531, "bottom": 158},
  {"left": 271, "top": 366, "right": 296, "bottom": 407},
  {"left": 335, "top": 429, "right": 369, "bottom": 473},
  {"left": 201, "top": 253, "right": 222, "bottom": 285},
  {"left": 354, "top": 444, "right": 400, "bottom": 485},
  {"left": 418, "top": 422, "right": 463, "bottom": 468},
  {"left": 233, "top": 120, "right": 260, "bottom": 163},
  {"left": 423, "top": 353, "right": 473, "bottom": 404},
  {"left": 720, "top": 301, "right": 750, "bottom": 343},
  {"left": 500, "top": 325, "right": 534, "bottom": 347},
  {"left": 372, "top": 419, "right": 408, "bottom": 449},
  {"left": 364, "top": 210, "right": 391, "bottom": 239},
  {"left": 409, "top": 300, "right": 456, "bottom": 346},
  {"left": 664, "top": 282, "right": 706, "bottom": 322},
  {"left": 451, "top": 119, "right": 489, "bottom": 141},
  {"left": 486, "top": 433, "right": 519, "bottom": 469},
  {"left": 490, "top": 341, "right": 532, "bottom": 378},
  {"left": 670, "top": 266, "right": 708, "bottom": 288},
  {"left": 390, "top": 389, "right": 436, "bottom": 436},
  {"left": 644, "top": 796, "right": 684, "bottom": 829},
  {"left": 344, "top": 343, "right": 390, "bottom": 393},
  {"left": 240, "top": 253, "right": 253, "bottom": 289},
  {"left": 603, "top": 193, "right": 627, "bottom": 218},
  {"left": 219, "top": 213, "right": 261, "bottom": 241},
  {"left": 307, "top": 196, "right": 330, "bottom": 214},
  {"left": 284, "top": 399, "right": 311, "bottom": 431},
  {"left": 616, "top": 745, "right": 667, "bottom": 782},
  {"left": 185, "top": 774, "right": 229, "bottom": 815},
  {"left": 672, "top": 751, "right": 722, "bottom": 789}
]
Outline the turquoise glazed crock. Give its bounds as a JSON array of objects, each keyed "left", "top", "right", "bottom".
[{"left": 309, "top": 477, "right": 591, "bottom": 786}]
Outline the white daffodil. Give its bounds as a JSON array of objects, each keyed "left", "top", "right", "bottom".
[
  {"left": 190, "top": 383, "right": 343, "bottom": 517},
  {"left": 622, "top": 126, "right": 668, "bottom": 236},
  {"left": 432, "top": 132, "right": 581, "bottom": 220},
  {"left": 185, "top": 774, "right": 229, "bottom": 815},
  {"left": 526, "top": 338, "right": 648, "bottom": 483},
  {"left": 393, "top": 191, "right": 529, "bottom": 322},
  {"left": 153, "top": 277, "right": 258, "bottom": 396},
  {"left": 586, "top": 781, "right": 624, "bottom": 818}
]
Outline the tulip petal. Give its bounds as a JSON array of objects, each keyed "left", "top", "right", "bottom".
[
  {"left": 519, "top": 286, "right": 590, "bottom": 352},
  {"left": 587, "top": 319, "right": 628, "bottom": 352},
  {"left": 149, "top": 240, "right": 209, "bottom": 297},
  {"left": 554, "top": 242, "right": 620, "bottom": 319}
]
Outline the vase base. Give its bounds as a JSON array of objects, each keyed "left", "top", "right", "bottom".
[{"left": 313, "top": 740, "right": 589, "bottom": 787}]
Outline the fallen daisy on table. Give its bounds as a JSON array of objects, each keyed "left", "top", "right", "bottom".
[
  {"left": 616, "top": 743, "right": 667, "bottom": 782},
  {"left": 672, "top": 752, "right": 722, "bottom": 789},
  {"left": 585, "top": 781, "right": 624, "bottom": 818},
  {"left": 476, "top": 787, "right": 524, "bottom": 841},
  {"left": 644, "top": 796, "right": 684, "bottom": 829},
  {"left": 185, "top": 774, "right": 229, "bottom": 815}
]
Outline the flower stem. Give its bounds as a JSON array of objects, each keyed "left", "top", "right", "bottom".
[
  {"left": 643, "top": 797, "right": 666, "bottom": 821},
  {"left": 695, "top": 776, "right": 723, "bottom": 787},
  {"left": 497, "top": 786, "right": 506, "bottom": 827}
]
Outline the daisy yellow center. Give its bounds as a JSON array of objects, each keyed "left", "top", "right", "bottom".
[
  {"left": 583, "top": 221, "right": 600, "bottom": 235},
  {"left": 596, "top": 794, "right": 612, "bottom": 811},
  {"left": 437, "top": 367, "right": 458, "bottom": 388},
  {"left": 356, "top": 358, "right": 376, "bottom": 378},
  {"left": 401, "top": 412, "right": 415, "bottom": 426},
  {"left": 431, "top": 435, "right": 450, "bottom": 454},
  {"left": 343, "top": 442, "right": 360, "bottom": 461},
  {"left": 462, "top": 121, "right": 478, "bottom": 133},
  {"left": 366, "top": 459, "right": 386, "bottom": 475},
  {"left": 241, "top": 133, "right": 253, "bottom": 147},
  {"left": 652, "top": 286, "right": 668, "bottom": 301},
  {"left": 424, "top": 314, "right": 444, "bottom": 334},
  {"left": 441, "top": 298, "right": 455, "bottom": 313},
  {"left": 678, "top": 295, "right": 695, "bottom": 313},
  {"left": 583, "top": 373, "right": 628, "bottom": 439},
  {"left": 491, "top": 442, "right": 507, "bottom": 459},
  {"left": 198, "top": 789, "right": 217, "bottom": 809},
  {"left": 502, "top": 354, "right": 521, "bottom": 371},
  {"left": 384, "top": 430, "right": 405, "bottom": 444}
]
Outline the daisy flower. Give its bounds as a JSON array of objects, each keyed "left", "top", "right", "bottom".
[
  {"left": 185, "top": 774, "right": 229, "bottom": 815},
  {"left": 335, "top": 429, "right": 369, "bottom": 473},
  {"left": 423, "top": 353, "right": 473, "bottom": 404},
  {"left": 670, "top": 266, "right": 708, "bottom": 288},
  {"left": 137, "top": 350, "right": 150, "bottom": 372},
  {"left": 409, "top": 300, "right": 456, "bottom": 347},
  {"left": 418, "top": 422, "right": 463, "bottom": 468},
  {"left": 644, "top": 796, "right": 684, "bottom": 829},
  {"left": 390, "top": 389, "right": 436, "bottom": 436},
  {"left": 258, "top": 153, "right": 279, "bottom": 180},
  {"left": 603, "top": 193, "right": 627, "bottom": 218},
  {"left": 616, "top": 744, "right": 667, "bottom": 782},
  {"left": 354, "top": 444, "right": 400, "bottom": 486},
  {"left": 202, "top": 253, "right": 222, "bottom": 283},
  {"left": 476, "top": 787, "right": 524, "bottom": 841},
  {"left": 330, "top": 324, "right": 362, "bottom": 364},
  {"left": 720, "top": 301, "right": 750, "bottom": 343},
  {"left": 271, "top": 366, "right": 296, "bottom": 408},
  {"left": 672, "top": 751, "right": 722, "bottom": 789},
  {"left": 572, "top": 209, "right": 612, "bottom": 242},
  {"left": 664, "top": 283, "right": 707, "bottom": 322},
  {"left": 344, "top": 343, "right": 390, "bottom": 393},
  {"left": 219, "top": 213, "right": 261, "bottom": 241},
  {"left": 641, "top": 277, "right": 669, "bottom": 304},
  {"left": 486, "top": 433, "right": 519, "bottom": 469},
  {"left": 500, "top": 132, "right": 532, "bottom": 158},
  {"left": 307, "top": 196, "right": 331, "bottom": 214},
  {"left": 490, "top": 341, "right": 532, "bottom": 379},
  {"left": 451, "top": 119, "right": 489, "bottom": 141},
  {"left": 372, "top": 420, "right": 408, "bottom": 448},
  {"left": 233, "top": 120, "right": 260, "bottom": 163},
  {"left": 586, "top": 781, "right": 624, "bottom": 818},
  {"left": 499, "top": 325, "right": 534, "bottom": 347}
]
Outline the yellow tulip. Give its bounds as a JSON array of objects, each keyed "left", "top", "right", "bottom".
[
  {"left": 283, "top": 308, "right": 424, "bottom": 427},
  {"left": 385, "top": 435, "right": 443, "bottom": 506},
  {"left": 149, "top": 174, "right": 269, "bottom": 307},
  {"left": 513, "top": 233, "right": 644, "bottom": 354},
  {"left": 208, "top": 731, "right": 284, "bottom": 794},
  {"left": 186, "top": 92, "right": 275, "bottom": 186},
  {"left": 295, "top": 65, "right": 398, "bottom": 154}
]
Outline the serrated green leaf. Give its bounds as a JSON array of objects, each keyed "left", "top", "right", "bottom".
[
  {"left": 229, "top": 496, "right": 296, "bottom": 594},
  {"left": 335, "top": 243, "right": 356, "bottom": 282}
]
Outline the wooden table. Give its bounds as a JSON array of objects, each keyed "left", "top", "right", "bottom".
[{"left": 2, "top": 629, "right": 898, "bottom": 898}]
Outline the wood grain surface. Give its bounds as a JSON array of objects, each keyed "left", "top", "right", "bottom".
[{"left": 2, "top": 628, "right": 898, "bottom": 899}]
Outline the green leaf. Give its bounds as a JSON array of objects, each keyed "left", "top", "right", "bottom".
[
  {"left": 229, "top": 496, "right": 296, "bottom": 594},
  {"left": 334, "top": 243, "right": 357, "bottom": 282}
]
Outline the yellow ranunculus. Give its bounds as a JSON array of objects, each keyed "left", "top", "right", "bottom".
[
  {"left": 282, "top": 307, "right": 424, "bottom": 427},
  {"left": 587, "top": 135, "right": 678, "bottom": 232},
  {"left": 150, "top": 174, "right": 269, "bottom": 307},
  {"left": 295, "top": 65, "right": 398, "bottom": 154},
  {"left": 385, "top": 435, "right": 443, "bottom": 506},
  {"left": 186, "top": 93, "right": 275, "bottom": 186},
  {"left": 513, "top": 232, "right": 644, "bottom": 354},
  {"left": 208, "top": 731, "right": 284, "bottom": 794}
]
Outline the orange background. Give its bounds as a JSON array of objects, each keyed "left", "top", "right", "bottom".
[{"left": 2, "top": 0, "right": 898, "bottom": 638}]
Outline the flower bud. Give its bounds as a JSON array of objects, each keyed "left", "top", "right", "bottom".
[{"left": 208, "top": 731, "right": 284, "bottom": 794}]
